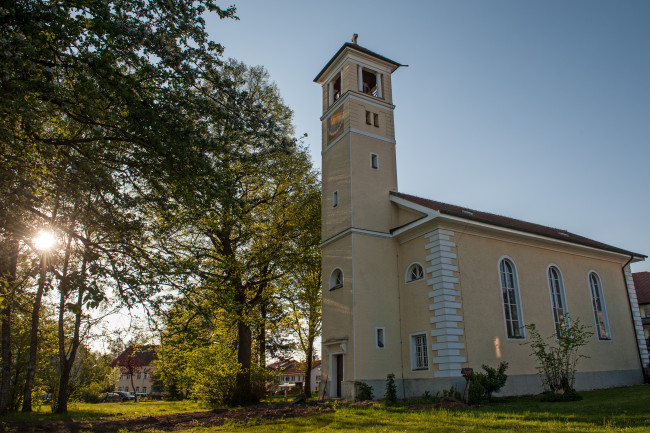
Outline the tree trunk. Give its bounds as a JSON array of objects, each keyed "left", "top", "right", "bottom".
[
  {"left": 258, "top": 302, "right": 266, "bottom": 367},
  {"left": 54, "top": 235, "right": 80, "bottom": 414},
  {"left": 232, "top": 320, "right": 253, "bottom": 405},
  {"left": 22, "top": 254, "right": 47, "bottom": 412},
  {"left": 304, "top": 342, "right": 313, "bottom": 397},
  {"left": 0, "top": 237, "right": 19, "bottom": 414}
]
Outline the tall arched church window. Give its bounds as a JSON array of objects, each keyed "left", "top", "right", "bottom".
[
  {"left": 329, "top": 268, "right": 343, "bottom": 290},
  {"left": 588, "top": 272, "right": 611, "bottom": 340},
  {"left": 499, "top": 258, "right": 525, "bottom": 339},
  {"left": 406, "top": 263, "right": 424, "bottom": 283},
  {"left": 547, "top": 266, "right": 569, "bottom": 337}
]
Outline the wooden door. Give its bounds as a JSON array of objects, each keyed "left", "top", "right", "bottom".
[{"left": 335, "top": 354, "right": 343, "bottom": 398}]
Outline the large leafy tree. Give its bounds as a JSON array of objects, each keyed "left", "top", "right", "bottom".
[
  {"left": 0, "top": 0, "right": 239, "bottom": 413},
  {"left": 157, "top": 60, "right": 320, "bottom": 405}
]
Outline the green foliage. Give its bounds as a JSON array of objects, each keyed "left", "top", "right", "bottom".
[
  {"left": 525, "top": 316, "right": 592, "bottom": 396},
  {"left": 186, "top": 344, "right": 240, "bottom": 407},
  {"left": 467, "top": 379, "right": 485, "bottom": 406},
  {"left": 354, "top": 382, "right": 374, "bottom": 401},
  {"left": 540, "top": 390, "right": 583, "bottom": 402},
  {"left": 384, "top": 374, "right": 397, "bottom": 405},
  {"left": 469, "top": 362, "right": 509, "bottom": 404},
  {"left": 440, "top": 386, "right": 462, "bottom": 400}
]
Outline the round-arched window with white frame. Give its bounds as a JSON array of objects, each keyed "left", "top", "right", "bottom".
[
  {"left": 406, "top": 262, "right": 424, "bottom": 283},
  {"left": 329, "top": 268, "right": 343, "bottom": 290}
]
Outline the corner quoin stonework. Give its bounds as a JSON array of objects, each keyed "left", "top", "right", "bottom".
[{"left": 425, "top": 228, "right": 467, "bottom": 377}]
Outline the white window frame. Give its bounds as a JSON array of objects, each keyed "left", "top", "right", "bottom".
[
  {"left": 332, "top": 190, "right": 338, "bottom": 208},
  {"left": 329, "top": 268, "right": 343, "bottom": 290},
  {"left": 409, "top": 332, "right": 429, "bottom": 371},
  {"left": 375, "top": 327, "right": 385, "bottom": 349},
  {"left": 547, "top": 264, "right": 569, "bottom": 337},
  {"left": 498, "top": 256, "right": 526, "bottom": 340},
  {"left": 405, "top": 262, "right": 425, "bottom": 283},
  {"left": 588, "top": 271, "right": 611, "bottom": 341},
  {"left": 370, "top": 153, "right": 379, "bottom": 170}
]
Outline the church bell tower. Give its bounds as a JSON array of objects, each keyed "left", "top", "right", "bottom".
[{"left": 316, "top": 37, "right": 403, "bottom": 399}]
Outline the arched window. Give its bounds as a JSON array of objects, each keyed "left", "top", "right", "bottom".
[
  {"left": 329, "top": 268, "right": 343, "bottom": 290},
  {"left": 499, "top": 258, "right": 525, "bottom": 339},
  {"left": 588, "top": 272, "right": 611, "bottom": 340},
  {"left": 406, "top": 263, "right": 424, "bottom": 283},
  {"left": 547, "top": 266, "right": 568, "bottom": 337}
]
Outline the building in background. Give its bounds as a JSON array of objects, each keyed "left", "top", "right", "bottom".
[
  {"left": 113, "top": 345, "right": 158, "bottom": 396},
  {"left": 633, "top": 272, "right": 650, "bottom": 351}
]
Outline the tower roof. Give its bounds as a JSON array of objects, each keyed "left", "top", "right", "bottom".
[{"left": 314, "top": 42, "right": 404, "bottom": 83}]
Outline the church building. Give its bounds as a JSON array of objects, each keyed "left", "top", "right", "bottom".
[{"left": 316, "top": 39, "right": 648, "bottom": 399}]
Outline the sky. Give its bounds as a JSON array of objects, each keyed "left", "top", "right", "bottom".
[{"left": 204, "top": 0, "right": 650, "bottom": 273}]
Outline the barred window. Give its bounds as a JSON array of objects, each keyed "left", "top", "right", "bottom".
[{"left": 411, "top": 333, "right": 429, "bottom": 370}]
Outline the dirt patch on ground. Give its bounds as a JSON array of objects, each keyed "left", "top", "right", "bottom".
[
  {"left": 408, "top": 397, "right": 467, "bottom": 411},
  {"left": 0, "top": 404, "right": 334, "bottom": 433}
]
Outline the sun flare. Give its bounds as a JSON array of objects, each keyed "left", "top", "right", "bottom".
[{"left": 34, "top": 230, "right": 56, "bottom": 251}]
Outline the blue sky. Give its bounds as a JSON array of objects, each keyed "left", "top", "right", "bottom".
[{"left": 207, "top": 1, "right": 650, "bottom": 273}]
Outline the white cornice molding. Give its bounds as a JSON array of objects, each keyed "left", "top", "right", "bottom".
[
  {"left": 390, "top": 194, "right": 642, "bottom": 262},
  {"left": 320, "top": 227, "right": 392, "bottom": 248},
  {"left": 320, "top": 90, "right": 395, "bottom": 122},
  {"left": 321, "top": 128, "right": 396, "bottom": 156}
]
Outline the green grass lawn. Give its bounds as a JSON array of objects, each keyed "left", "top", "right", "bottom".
[
  {"left": 2, "top": 386, "right": 649, "bottom": 432},
  {"left": 211, "top": 386, "right": 650, "bottom": 433},
  {"left": 0, "top": 399, "right": 204, "bottom": 423}
]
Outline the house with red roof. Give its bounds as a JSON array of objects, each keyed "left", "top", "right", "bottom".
[
  {"left": 268, "top": 359, "right": 321, "bottom": 394},
  {"left": 316, "top": 39, "right": 648, "bottom": 400},
  {"left": 633, "top": 272, "right": 650, "bottom": 350},
  {"left": 112, "top": 345, "right": 158, "bottom": 397}
]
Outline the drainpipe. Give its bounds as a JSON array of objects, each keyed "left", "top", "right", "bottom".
[{"left": 621, "top": 255, "right": 648, "bottom": 381}]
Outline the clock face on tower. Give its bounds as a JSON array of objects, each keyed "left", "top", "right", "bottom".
[{"left": 327, "top": 107, "right": 344, "bottom": 143}]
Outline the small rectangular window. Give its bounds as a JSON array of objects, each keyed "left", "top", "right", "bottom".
[
  {"left": 333, "top": 190, "right": 338, "bottom": 207},
  {"left": 373, "top": 113, "right": 379, "bottom": 127},
  {"left": 370, "top": 153, "right": 379, "bottom": 169},
  {"left": 376, "top": 327, "right": 385, "bottom": 349},
  {"left": 143, "top": 387, "right": 147, "bottom": 394},
  {"left": 411, "top": 333, "right": 429, "bottom": 370},
  {"left": 365, "top": 110, "right": 371, "bottom": 125}
]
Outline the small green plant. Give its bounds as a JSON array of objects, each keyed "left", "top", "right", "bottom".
[
  {"left": 524, "top": 316, "right": 592, "bottom": 396},
  {"left": 467, "top": 362, "right": 508, "bottom": 405},
  {"left": 540, "top": 390, "right": 582, "bottom": 402},
  {"left": 384, "top": 373, "right": 397, "bottom": 405},
  {"left": 467, "top": 379, "right": 484, "bottom": 405},
  {"left": 440, "top": 386, "right": 462, "bottom": 400},
  {"left": 354, "top": 381, "right": 374, "bottom": 401}
]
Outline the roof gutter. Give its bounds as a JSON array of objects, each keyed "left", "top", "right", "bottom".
[{"left": 621, "top": 254, "right": 648, "bottom": 380}]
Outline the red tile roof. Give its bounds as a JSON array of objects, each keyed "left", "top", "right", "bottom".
[
  {"left": 633, "top": 272, "right": 650, "bottom": 305},
  {"left": 112, "top": 345, "right": 157, "bottom": 367},
  {"left": 391, "top": 191, "right": 645, "bottom": 258},
  {"left": 267, "top": 359, "right": 321, "bottom": 373}
]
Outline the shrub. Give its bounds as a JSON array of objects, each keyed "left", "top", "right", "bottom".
[
  {"left": 525, "top": 316, "right": 592, "bottom": 396},
  {"left": 384, "top": 373, "right": 397, "bottom": 405},
  {"left": 467, "top": 379, "right": 485, "bottom": 405},
  {"left": 480, "top": 362, "right": 509, "bottom": 401},
  {"left": 540, "top": 390, "right": 582, "bottom": 402},
  {"left": 440, "top": 386, "right": 462, "bottom": 400},
  {"left": 354, "top": 381, "right": 374, "bottom": 401},
  {"left": 467, "top": 362, "right": 508, "bottom": 404}
]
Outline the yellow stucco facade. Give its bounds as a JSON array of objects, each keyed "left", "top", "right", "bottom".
[{"left": 317, "top": 41, "right": 648, "bottom": 400}]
